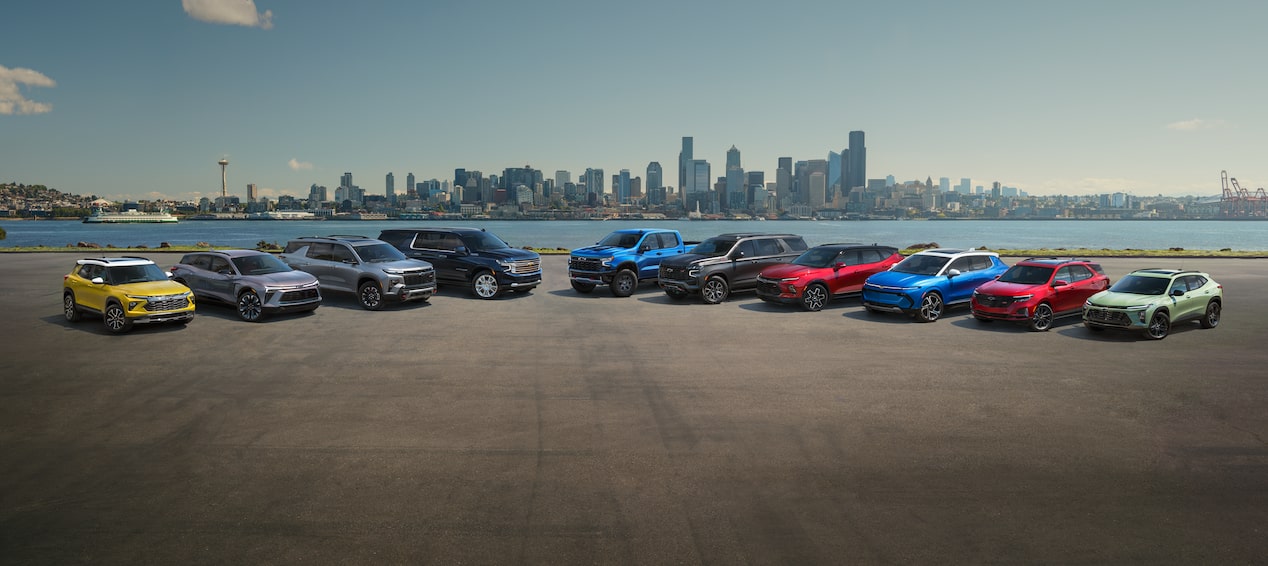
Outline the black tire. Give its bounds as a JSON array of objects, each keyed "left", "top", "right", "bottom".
[
  {"left": 1145, "top": 311, "right": 1170, "bottom": 340},
  {"left": 1200, "top": 300, "right": 1221, "bottom": 329},
  {"left": 610, "top": 269, "right": 637, "bottom": 297},
  {"left": 63, "top": 291, "right": 81, "bottom": 322},
  {"left": 801, "top": 283, "right": 828, "bottom": 312},
  {"left": 237, "top": 290, "right": 264, "bottom": 322},
  {"left": 571, "top": 281, "right": 595, "bottom": 294},
  {"left": 358, "top": 281, "right": 384, "bottom": 310},
  {"left": 701, "top": 276, "right": 730, "bottom": 304},
  {"left": 103, "top": 301, "right": 132, "bottom": 333},
  {"left": 915, "top": 292, "right": 943, "bottom": 322},
  {"left": 471, "top": 271, "right": 500, "bottom": 299},
  {"left": 1028, "top": 303, "right": 1054, "bottom": 332}
]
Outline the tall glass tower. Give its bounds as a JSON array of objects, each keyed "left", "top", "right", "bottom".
[
  {"left": 679, "top": 137, "right": 693, "bottom": 194},
  {"left": 847, "top": 131, "right": 866, "bottom": 191}
]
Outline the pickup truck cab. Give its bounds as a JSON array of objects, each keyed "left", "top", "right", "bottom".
[{"left": 568, "top": 228, "right": 689, "bottom": 297}]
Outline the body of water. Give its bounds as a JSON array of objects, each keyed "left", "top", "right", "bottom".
[{"left": 2, "top": 218, "right": 1266, "bottom": 252}]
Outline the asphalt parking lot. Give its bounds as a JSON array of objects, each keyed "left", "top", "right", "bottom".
[{"left": 1, "top": 253, "right": 1265, "bottom": 564}]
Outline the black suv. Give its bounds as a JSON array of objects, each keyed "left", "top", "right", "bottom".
[
  {"left": 378, "top": 228, "right": 542, "bottom": 299},
  {"left": 658, "top": 233, "right": 808, "bottom": 304}
]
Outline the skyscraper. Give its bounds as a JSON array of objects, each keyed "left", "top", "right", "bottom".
[
  {"left": 341, "top": 172, "right": 353, "bottom": 190},
  {"left": 846, "top": 131, "right": 866, "bottom": 192},
  {"left": 646, "top": 162, "right": 662, "bottom": 192},
  {"left": 776, "top": 157, "right": 792, "bottom": 207},
  {"left": 618, "top": 169, "right": 631, "bottom": 204},
  {"left": 385, "top": 172, "right": 394, "bottom": 202},
  {"left": 406, "top": 173, "right": 415, "bottom": 198},
  {"left": 679, "top": 137, "right": 693, "bottom": 194},
  {"left": 246, "top": 183, "right": 257, "bottom": 202},
  {"left": 725, "top": 146, "right": 744, "bottom": 211}
]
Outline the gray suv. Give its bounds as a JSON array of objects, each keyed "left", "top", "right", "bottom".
[
  {"left": 170, "top": 249, "right": 322, "bottom": 321},
  {"left": 658, "top": 233, "right": 808, "bottom": 304},
  {"left": 280, "top": 235, "right": 436, "bottom": 310}
]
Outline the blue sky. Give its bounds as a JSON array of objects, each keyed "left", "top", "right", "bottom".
[{"left": 2, "top": 0, "right": 1264, "bottom": 202}]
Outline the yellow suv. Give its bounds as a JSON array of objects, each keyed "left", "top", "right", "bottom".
[{"left": 63, "top": 257, "right": 195, "bottom": 333}]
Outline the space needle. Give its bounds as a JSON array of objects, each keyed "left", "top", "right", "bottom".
[{"left": 218, "top": 157, "right": 229, "bottom": 198}]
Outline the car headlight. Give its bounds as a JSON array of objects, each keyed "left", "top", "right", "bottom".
[
  {"left": 687, "top": 265, "right": 701, "bottom": 277},
  {"left": 599, "top": 256, "right": 614, "bottom": 267},
  {"left": 383, "top": 268, "right": 404, "bottom": 275},
  {"left": 1013, "top": 294, "right": 1033, "bottom": 302},
  {"left": 779, "top": 277, "right": 798, "bottom": 282}
]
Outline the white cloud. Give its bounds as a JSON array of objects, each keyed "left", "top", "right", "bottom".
[
  {"left": 0, "top": 65, "right": 56, "bottom": 115},
  {"left": 1165, "top": 118, "right": 1227, "bottom": 131},
  {"left": 183, "top": 0, "right": 274, "bottom": 30},
  {"left": 288, "top": 158, "right": 313, "bottom": 171}
]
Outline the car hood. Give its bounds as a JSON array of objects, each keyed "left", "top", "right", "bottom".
[
  {"left": 1087, "top": 290, "right": 1161, "bottom": 308},
  {"left": 253, "top": 270, "right": 319, "bottom": 286},
  {"left": 975, "top": 280, "right": 1040, "bottom": 296},
  {"left": 373, "top": 259, "right": 433, "bottom": 270},
  {"left": 120, "top": 280, "right": 190, "bottom": 295},
  {"left": 660, "top": 252, "right": 726, "bottom": 268},
  {"left": 760, "top": 263, "right": 818, "bottom": 280},
  {"left": 472, "top": 247, "right": 538, "bottom": 261},
  {"left": 865, "top": 271, "right": 941, "bottom": 288},
  {"left": 570, "top": 245, "right": 631, "bottom": 258}
]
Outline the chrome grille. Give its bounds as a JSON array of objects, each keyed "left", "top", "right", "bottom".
[
  {"left": 507, "top": 258, "right": 541, "bottom": 275},
  {"left": 145, "top": 295, "right": 190, "bottom": 312}
]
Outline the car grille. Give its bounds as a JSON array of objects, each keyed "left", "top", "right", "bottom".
[
  {"left": 145, "top": 295, "right": 190, "bottom": 312},
  {"left": 570, "top": 257, "right": 602, "bottom": 272},
  {"left": 756, "top": 280, "right": 781, "bottom": 295},
  {"left": 280, "top": 288, "right": 320, "bottom": 302},
  {"left": 659, "top": 265, "right": 691, "bottom": 281},
  {"left": 506, "top": 258, "right": 541, "bottom": 275},
  {"left": 1085, "top": 308, "right": 1131, "bottom": 326},
  {"left": 975, "top": 294, "right": 1017, "bottom": 308},
  {"left": 403, "top": 270, "right": 435, "bottom": 286}
]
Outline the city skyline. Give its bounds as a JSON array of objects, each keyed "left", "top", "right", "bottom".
[{"left": 2, "top": 1, "right": 1266, "bottom": 202}]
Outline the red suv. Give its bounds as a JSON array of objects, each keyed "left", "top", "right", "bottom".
[
  {"left": 756, "top": 243, "right": 902, "bottom": 311},
  {"left": 971, "top": 257, "right": 1109, "bottom": 331}
]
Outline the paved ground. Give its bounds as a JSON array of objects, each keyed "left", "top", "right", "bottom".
[{"left": 1, "top": 253, "right": 1265, "bottom": 564}]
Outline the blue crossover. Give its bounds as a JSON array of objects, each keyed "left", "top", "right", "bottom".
[{"left": 861, "top": 248, "right": 1009, "bottom": 322}]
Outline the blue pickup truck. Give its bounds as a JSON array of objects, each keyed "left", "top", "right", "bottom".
[{"left": 568, "top": 228, "right": 690, "bottom": 297}]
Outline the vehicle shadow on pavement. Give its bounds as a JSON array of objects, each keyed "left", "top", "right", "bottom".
[
  {"left": 736, "top": 299, "right": 859, "bottom": 314},
  {"left": 1052, "top": 321, "right": 1203, "bottom": 342},
  {"left": 949, "top": 316, "right": 1085, "bottom": 334},
  {"left": 431, "top": 288, "right": 535, "bottom": 301},
  {"left": 46, "top": 314, "right": 191, "bottom": 335},
  {"left": 317, "top": 294, "right": 433, "bottom": 311},
  {"left": 187, "top": 303, "right": 319, "bottom": 324}
]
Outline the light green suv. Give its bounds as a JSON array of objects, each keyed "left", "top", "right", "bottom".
[{"left": 1082, "top": 269, "right": 1222, "bottom": 340}]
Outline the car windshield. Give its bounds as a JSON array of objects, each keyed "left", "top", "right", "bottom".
[
  {"left": 690, "top": 238, "right": 738, "bottom": 256},
  {"left": 465, "top": 231, "right": 510, "bottom": 251},
  {"left": 354, "top": 242, "right": 408, "bottom": 262},
  {"left": 1108, "top": 274, "right": 1168, "bottom": 295},
  {"left": 597, "top": 232, "right": 640, "bottom": 248},
  {"left": 792, "top": 248, "right": 840, "bottom": 268},
  {"left": 998, "top": 265, "right": 1054, "bottom": 285},
  {"left": 232, "top": 254, "right": 292, "bottom": 275},
  {"left": 106, "top": 263, "right": 168, "bottom": 284},
  {"left": 890, "top": 254, "right": 949, "bottom": 276}
]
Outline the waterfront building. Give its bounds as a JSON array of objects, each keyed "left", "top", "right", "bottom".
[
  {"left": 583, "top": 168, "right": 605, "bottom": 199},
  {"left": 341, "top": 172, "right": 353, "bottom": 190},
  {"left": 555, "top": 170, "right": 571, "bottom": 191},
  {"left": 246, "top": 183, "right": 257, "bottom": 202}
]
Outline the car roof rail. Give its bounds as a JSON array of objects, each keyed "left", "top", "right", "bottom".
[{"left": 325, "top": 235, "right": 369, "bottom": 239}]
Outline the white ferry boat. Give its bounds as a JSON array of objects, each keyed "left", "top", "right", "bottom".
[{"left": 83, "top": 209, "right": 179, "bottom": 224}]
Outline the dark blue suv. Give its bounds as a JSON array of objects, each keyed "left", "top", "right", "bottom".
[{"left": 378, "top": 228, "right": 542, "bottom": 299}]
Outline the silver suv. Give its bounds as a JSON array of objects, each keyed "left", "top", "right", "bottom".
[{"left": 279, "top": 235, "right": 436, "bottom": 310}]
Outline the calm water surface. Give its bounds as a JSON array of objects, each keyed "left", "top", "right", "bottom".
[{"left": 2, "top": 219, "right": 1266, "bottom": 252}]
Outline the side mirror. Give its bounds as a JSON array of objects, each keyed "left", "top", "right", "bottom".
[
  {"left": 1052, "top": 280, "right": 1069, "bottom": 287},
  {"left": 833, "top": 262, "right": 847, "bottom": 271},
  {"left": 946, "top": 268, "right": 962, "bottom": 278},
  {"left": 731, "top": 250, "right": 745, "bottom": 259},
  {"left": 454, "top": 246, "right": 469, "bottom": 255},
  {"left": 1172, "top": 288, "right": 1185, "bottom": 297},
  {"left": 640, "top": 244, "right": 652, "bottom": 253},
  {"left": 91, "top": 277, "right": 105, "bottom": 285}
]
